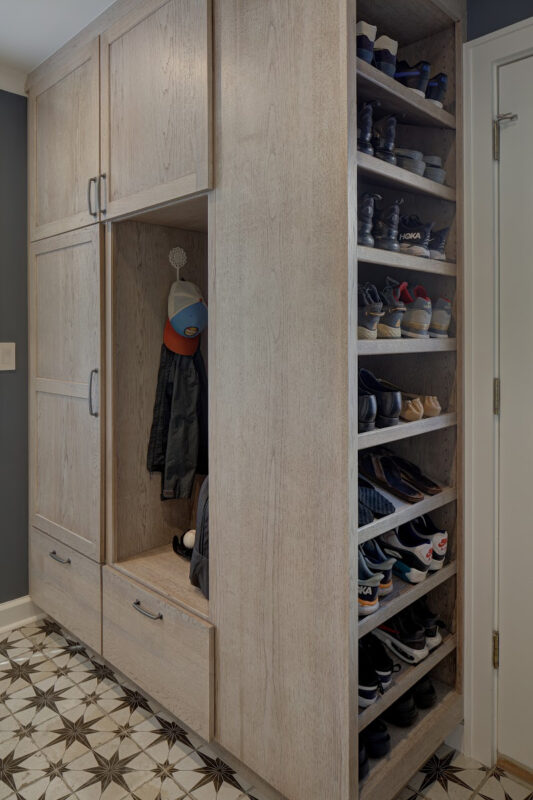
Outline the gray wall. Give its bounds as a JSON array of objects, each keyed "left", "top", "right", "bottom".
[
  {"left": 468, "top": 0, "right": 533, "bottom": 40},
  {"left": 0, "top": 90, "right": 28, "bottom": 603}
]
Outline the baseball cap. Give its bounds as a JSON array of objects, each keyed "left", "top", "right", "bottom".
[
  {"left": 163, "top": 318, "right": 200, "bottom": 356},
  {"left": 168, "top": 279, "right": 208, "bottom": 339}
]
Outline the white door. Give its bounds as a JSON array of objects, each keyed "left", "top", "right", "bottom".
[{"left": 497, "top": 54, "right": 533, "bottom": 768}]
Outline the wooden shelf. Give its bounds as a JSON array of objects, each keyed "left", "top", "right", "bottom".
[
  {"left": 358, "top": 337, "right": 456, "bottom": 355},
  {"left": 359, "top": 682, "right": 463, "bottom": 799},
  {"left": 356, "top": 0, "right": 458, "bottom": 45},
  {"left": 114, "top": 544, "right": 210, "bottom": 621},
  {"left": 358, "top": 486, "right": 457, "bottom": 545},
  {"left": 358, "top": 562, "right": 457, "bottom": 639},
  {"left": 357, "top": 59, "right": 456, "bottom": 130},
  {"left": 358, "top": 412, "right": 456, "bottom": 450},
  {"left": 357, "top": 151, "right": 456, "bottom": 202},
  {"left": 359, "top": 634, "right": 456, "bottom": 732},
  {"left": 357, "top": 245, "right": 456, "bottom": 278}
]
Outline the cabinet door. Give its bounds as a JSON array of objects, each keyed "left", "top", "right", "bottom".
[
  {"left": 29, "top": 227, "right": 104, "bottom": 562},
  {"left": 29, "top": 39, "right": 100, "bottom": 241},
  {"left": 100, "top": 0, "right": 212, "bottom": 219}
]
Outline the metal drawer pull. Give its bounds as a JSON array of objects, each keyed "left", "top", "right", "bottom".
[
  {"left": 49, "top": 550, "right": 71, "bottom": 565},
  {"left": 98, "top": 173, "right": 107, "bottom": 214},
  {"left": 88, "top": 369, "right": 98, "bottom": 417},
  {"left": 87, "top": 176, "right": 98, "bottom": 217},
  {"left": 133, "top": 599, "right": 163, "bottom": 620}
]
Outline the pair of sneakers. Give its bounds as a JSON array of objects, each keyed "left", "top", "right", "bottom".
[
  {"left": 358, "top": 277, "right": 407, "bottom": 340},
  {"left": 358, "top": 540, "right": 397, "bottom": 616},
  {"left": 399, "top": 214, "right": 450, "bottom": 261},
  {"left": 356, "top": 21, "right": 398, "bottom": 77},
  {"left": 375, "top": 598, "right": 444, "bottom": 665},
  {"left": 379, "top": 515, "right": 448, "bottom": 584},
  {"left": 399, "top": 283, "right": 452, "bottom": 339},
  {"left": 359, "top": 633, "right": 399, "bottom": 707}
]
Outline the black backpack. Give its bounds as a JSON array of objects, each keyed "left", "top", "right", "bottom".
[{"left": 190, "top": 476, "right": 209, "bottom": 599}]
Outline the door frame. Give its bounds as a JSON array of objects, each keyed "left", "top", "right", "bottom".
[{"left": 464, "top": 15, "right": 533, "bottom": 767}]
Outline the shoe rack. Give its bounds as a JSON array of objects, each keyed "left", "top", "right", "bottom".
[{"left": 353, "top": 2, "right": 464, "bottom": 798}]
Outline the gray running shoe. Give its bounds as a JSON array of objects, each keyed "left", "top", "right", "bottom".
[
  {"left": 358, "top": 284, "right": 384, "bottom": 340},
  {"left": 400, "top": 284, "right": 432, "bottom": 339},
  {"left": 429, "top": 297, "right": 452, "bottom": 338},
  {"left": 378, "top": 277, "right": 407, "bottom": 339}
]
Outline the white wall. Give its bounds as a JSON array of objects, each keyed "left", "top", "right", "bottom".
[{"left": 0, "top": 61, "right": 26, "bottom": 95}]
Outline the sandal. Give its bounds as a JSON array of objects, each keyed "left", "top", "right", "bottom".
[
  {"left": 359, "top": 476, "right": 396, "bottom": 518},
  {"left": 359, "top": 452, "right": 424, "bottom": 503},
  {"left": 389, "top": 454, "right": 443, "bottom": 495}
]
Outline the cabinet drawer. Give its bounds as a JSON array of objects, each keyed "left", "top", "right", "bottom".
[
  {"left": 102, "top": 567, "right": 214, "bottom": 740},
  {"left": 29, "top": 527, "right": 101, "bottom": 652}
]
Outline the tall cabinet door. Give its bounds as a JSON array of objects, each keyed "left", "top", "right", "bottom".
[
  {"left": 29, "top": 227, "right": 104, "bottom": 562},
  {"left": 100, "top": 0, "right": 212, "bottom": 219},
  {"left": 28, "top": 39, "right": 100, "bottom": 241}
]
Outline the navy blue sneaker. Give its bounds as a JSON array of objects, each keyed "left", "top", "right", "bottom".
[
  {"left": 356, "top": 21, "right": 377, "bottom": 64},
  {"left": 395, "top": 60, "right": 431, "bottom": 96},
  {"left": 428, "top": 227, "right": 450, "bottom": 261},
  {"left": 398, "top": 215, "right": 434, "bottom": 258},
  {"left": 426, "top": 72, "right": 448, "bottom": 107},
  {"left": 373, "top": 35, "right": 398, "bottom": 77}
]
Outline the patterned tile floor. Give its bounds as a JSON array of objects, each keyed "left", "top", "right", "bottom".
[{"left": 1, "top": 619, "right": 532, "bottom": 800}]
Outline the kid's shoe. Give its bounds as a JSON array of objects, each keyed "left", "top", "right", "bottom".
[
  {"left": 413, "top": 676, "right": 437, "bottom": 709},
  {"left": 358, "top": 549, "right": 383, "bottom": 616},
  {"left": 373, "top": 35, "right": 398, "bottom": 77},
  {"left": 415, "top": 515, "right": 448, "bottom": 570},
  {"left": 372, "top": 115, "right": 397, "bottom": 165},
  {"left": 361, "top": 633, "right": 399, "bottom": 691},
  {"left": 375, "top": 611, "right": 429, "bottom": 664},
  {"left": 384, "top": 690, "right": 419, "bottom": 726},
  {"left": 358, "top": 644, "right": 380, "bottom": 708},
  {"left": 428, "top": 226, "right": 450, "bottom": 260},
  {"left": 378, "top": 277, "right": 407, "bottom": 339},
  {"left": 361, "top": 719, "right": 391, "bottom": 759},
  {"left": 358, "top": 102, "right": 375, "bottom": 156},
  {"left": 410, "top": 597, "right": 444, "bottom": 650},
  {"left": 379, "top": 525, "right": 433, "bottom": 584},
  {"left": 358, "top": 284, "right": 384, "bottom": 340},
  {"left": 429, "top": 297, "right": 452, "bottom": 338},
  {"left": 426, "top": 72, "right": 448, "bottom": 107},
  {"left": 358, "top": 192, "right": 381, "bottom": 247},
  {"left": 373, "top": 199, "right": 403, "bottom": 252},
  {"left": 395, "top": 60, "right": 431, "bottom": 96},
  {"left": 356, "top": 21, "right": 377, "bottom": 64},
  {"left": 361, "top": 539, "right": 397, "bottom": 596},
  {"left": 400, "top": 284, "right": 432, "bottom": 339},
  {"left": 398, "top": 215, "right": 434, "bottom": 258}
]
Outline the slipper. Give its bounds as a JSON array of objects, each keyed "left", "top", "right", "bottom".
[
  {"left": 388, "top": 454, "right": 442, "bottom": 495},
  {"left": 360, "top": 452, "right": 424, "bottom": 503},
  {"left": 359, "top": 476, "right": 396, "bottom": 517}
]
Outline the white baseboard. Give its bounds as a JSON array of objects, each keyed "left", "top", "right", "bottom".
[{"left": 0, "top": 596, "right": 44, "bottom": 635}]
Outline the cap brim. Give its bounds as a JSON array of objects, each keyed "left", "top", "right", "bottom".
[{"left": 164, "top": 319, "right": 200, "bottom": 355}]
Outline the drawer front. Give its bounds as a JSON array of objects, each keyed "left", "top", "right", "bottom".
[
  {"left": 29, "top": 527, "right": 102, "bottom": 652},
  {"left": 102, "top": 567, "right": 214, "bottom": 740}
]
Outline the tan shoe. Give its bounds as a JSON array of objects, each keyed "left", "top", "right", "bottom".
[
  {"left": 401, "top": 396, "right": 424, "bottom": 422},
  {"left": 421, "top": 395, "right": 441, "bottom": 417}
]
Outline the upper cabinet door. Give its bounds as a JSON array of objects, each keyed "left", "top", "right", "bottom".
[
  {"left": 29, "top": 227, "right": 104, "bottom": 562},
  {"left": 29, "top": 39, "right": 100, "bottom": 241},
  {"left": 100, "top": 0, "right": 212, "bottom": 219}
]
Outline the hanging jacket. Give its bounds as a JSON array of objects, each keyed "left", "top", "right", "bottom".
[{"left": 147, "top": 344, "right": 208, "bottom": 500}]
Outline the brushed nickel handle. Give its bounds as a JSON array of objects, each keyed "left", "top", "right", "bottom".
[
  {"left": 99, "top": 173, "right": 107, "bottom": 214},
  {"left": 88, "top": 369, "right": 98, "bottom": 417},
  {"left": 49, "top": 550, "right": 71, "bottom": 565},
  {"left": 132, "top": 599, "right": 163, "bottom": 620},
  {"left": 87, "top": 177, "right": 98, "bottom": 217}
]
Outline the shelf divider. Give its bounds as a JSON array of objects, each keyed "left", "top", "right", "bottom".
[
  {"left": 358, "top": 412, "right": 457, "bottom": 451},
  {"left": 358, "top": 487, "right": 457, "bottom": 545}
]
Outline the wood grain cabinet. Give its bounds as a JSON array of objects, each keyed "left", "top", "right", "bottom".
[
  {"left": 28, "top": 39, "right": 101, "bottom": 241},
  {"left": 100, "top": 0, "right": 212, "bottom": 219},
  {"left": 29, "top": 227, "right": 104, "bottom": 564}
]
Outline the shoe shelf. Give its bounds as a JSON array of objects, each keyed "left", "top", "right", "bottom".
[
  {"left": 358, "top": 486, "right": 457, "bottom": 545},
  {"left": 358, "top": 632, "right": 456, "bottom": 733},
  {"left": 358, "top": 337, "right": 456, "bottom": 355},
  {"left": 358, "top": 412, "right": 457, "bottom": 450},
  {"left": 359, "top": 682, "right": 463, "bottom": 800},
  {"left": 357, "top": 59, "right": 456, "bottom": 130},
  {"left": 357, "top": 245, "right": 456, "bottom": 278},
  {"left": 357, "top": 151, "right": 456, "bottom": 202},
  {"left": 358, "top": 562, "right": 457, "bottom": 639}
]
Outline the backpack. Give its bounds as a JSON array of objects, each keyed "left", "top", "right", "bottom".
[{"left": 190, "top": 476, "right": 209, "bottom": 599}]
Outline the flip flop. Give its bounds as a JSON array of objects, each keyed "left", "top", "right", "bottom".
[
  {"left": 359, "top": 476, "right": 396, "bottom": 517},
  {"left": 360, "top": 452, "right": 424, "bottom": 503}
]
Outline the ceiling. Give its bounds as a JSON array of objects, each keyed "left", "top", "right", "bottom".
[{"left": 0, "top": 0, "right": 116, "bottom": 73}]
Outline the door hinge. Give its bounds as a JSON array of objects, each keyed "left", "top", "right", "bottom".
[
  {"left": 493, "top": 377, "right": 501, "bottom": 415},
  {"left": 493, "top": 630, "right": 500, "bottom": 669},
  {"left": 493, "top": 113, "right": 519, "bottom": 161}
]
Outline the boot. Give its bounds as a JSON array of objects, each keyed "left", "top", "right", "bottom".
[
  {"left": 357, "top": 102, "right": 375, "bottom": 156},
  {"left": 358, "top": 193, "right": 382, "bottom": 248},
  {"left": 373, "top": 198, "right": 403, "bottom": 252},
  {"left": 373, "top": 116, "right": 397, "bottom": 165}
]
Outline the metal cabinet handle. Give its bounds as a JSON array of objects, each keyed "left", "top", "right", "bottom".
[
  {"left": 88, "top": 369, "right": 98, "bottom": 417},
  {"left": 49, "top": 550, "right": 71, "bottom": 565},
  {"left": 87, "top": 177, "right": 98, "bottom": 217},
  {"left": 98, "top": 173, "right": 107, "bottom": 214},
  {"left": 133, "top": 599, "right": 163, "bottom": 620}
]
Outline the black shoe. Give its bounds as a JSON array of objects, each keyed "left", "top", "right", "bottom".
[
  {"left": 356, "top": 20, "right": 377, "bottom": 64},
  {"left": 373, "top": 199, "right": 403, "bottom": 252},
  {"left": 413, "top": 676, "right": 437, "bottom": 709},
  {"left": 361, "top": 633, "right": 399, "bottom": 690},
  {"left": 410, "top": 597, "right": 444, "bottom": 651},
  {"left": 358, "top": 502, "right": 374, "bottom": 527},
  {"left": 373, "top": 35, "right": 398, "bottom": 77},
  {"left": 398, "top": 215, "right": 434, "bottom": 258},
  {"left": 395, "top": 60, "right": 431, "bottom": 96},
  {"left": 358, "top": 391, "right": 377, "bottom": 432},
  {"left": 362, "top": 719, "right": 391, "bottom": 758},
  {"left": 358, "top": 192, "right": 381, "bottom": 248},
  {"left": 428, "top": 226, "right": 450, "bottom": 261},
  {"left": 358, "top": 102, "right": 375, "bottom": 155},
  {"left": 375, "top": 610, "right": 429, "bottom": 664},
  {"left": 359, "top": 739, "right": 370, "bottom": 781},
  {"left": 384, "top": 690, "right": 419, "bottom": 727},
  {"left": 359, "top": 644, "right": 380, "bottom": 708},
  {"left": 426, "top": 72, "right": 448, "bottom": 106},
  {"left": 358, "top": 368, "right": 401, "bottom": 428},
  {"left": 372, "top": 116, "right": 397, "bottom": 165}
]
